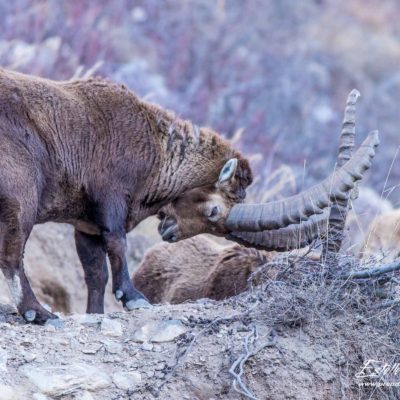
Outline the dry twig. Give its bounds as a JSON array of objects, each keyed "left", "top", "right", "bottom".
[
  {"left": 229, "top": 326, "right": 277, "bottom": 400},
  {"left": 336, "top": 259, "right": 400, "bottom": 279}
]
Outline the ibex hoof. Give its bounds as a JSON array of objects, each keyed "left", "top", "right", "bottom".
[
  {"left": 24, "top": 310, "right": 36, "bottom": 322},
  {"left": 45, "top": 318, "right": 64, "bottom": 329},
  {"left": 125, "top": 299, "right": 152, "bottom": 310},
  {"left": 115, "top": 290, "right": 124, "bottom": 300}
]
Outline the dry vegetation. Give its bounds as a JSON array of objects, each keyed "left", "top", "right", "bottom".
[{"left": 0, "top": 247, "right": 399, "bottom": 399}]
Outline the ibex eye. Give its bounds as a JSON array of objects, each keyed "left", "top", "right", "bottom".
[
  {"left": 158, "top": 211, "right": 166, "bottom": 220},
  {"left": 208, "top": 206, "right": 221, "bottom": 222},
  {"left": 210, "top": 206, "right": 219, "bottom": 216}
]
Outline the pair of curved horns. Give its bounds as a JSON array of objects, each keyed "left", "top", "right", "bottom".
[{"left": 225, "top": 90, "right": 379, "bottom": 251}]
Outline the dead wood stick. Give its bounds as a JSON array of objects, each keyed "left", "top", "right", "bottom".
[
  {"left": 229, "top": 326, "right": 277, "bottom": 400},
  {"left": 336, "top": 259, "right": 400, "bottom": 279}
]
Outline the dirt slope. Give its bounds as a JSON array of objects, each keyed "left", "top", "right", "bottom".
[{"left": 0, "top": 256, "right": 398, "bottom": 400}]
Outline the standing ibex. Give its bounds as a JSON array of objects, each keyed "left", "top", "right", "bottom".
[
  {"left": 0, "top": 69, "right": 252, "bottom": 324},
  {"left": 0, "top": 69, "right": 377, "bottom": 324}
]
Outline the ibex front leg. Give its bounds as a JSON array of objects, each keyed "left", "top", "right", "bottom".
[
  {"left": 104, "top": 230, "right": 151, "bottom": 309},
  {"left": 95, "top": 199, "right": 150, "bottom": 309}
]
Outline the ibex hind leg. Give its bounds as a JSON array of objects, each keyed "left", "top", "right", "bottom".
[{"left": 0, "top": 197, "right": 57, "bottom": 324}]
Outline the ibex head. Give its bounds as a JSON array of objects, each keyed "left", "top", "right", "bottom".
[{"left": 158, "top": 157, "right": 252, "bottom": 241}]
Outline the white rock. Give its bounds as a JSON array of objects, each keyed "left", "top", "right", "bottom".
[
  {"left": 80, "top": 391, "right": 95, "bottom": 400},
  {"left": 0, "top": 384, "right": 18, "bottom": 400},
  {"left": 23, "top": 351, "right": 37, "bottom": 362},
  {"left": 105, "top": 341, "right": 123, "bottom": 354},
  {"left": 141, "top": 342, "right": 153, "bottom": 351},
  {"left": 45, "top": 324, "right": 56, "bottom": 332},
  {"left": 131, "top": 320, "right": 187, "bottom": 343},
  {"left": 81, "top": 343, "right": 102, "bottom": 354},
  {"left": 101, "top": 318, "right": 123, "bottom": 337},
  {"left": 73, "top": 314, "right": 101, "bottom": 327},
  {"left": 112, "top": 371, "right": 142, "bottom": 390},
  {"left": 0, "top": 348, "right": 7, "bottom": 371},
  {"left": 20, "top": 363, "right": 112, "bottom": 397},
  {"left": 33, "top": 394, "right": 48, "bottom": 400}
]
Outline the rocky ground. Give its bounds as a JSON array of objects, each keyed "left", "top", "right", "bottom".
[{"left": 0, "top": 253, "right": 399, "bottom": 400}]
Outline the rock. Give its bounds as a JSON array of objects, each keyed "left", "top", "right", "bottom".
[
  {"left": 0, "top": 384, "right": 18, "bottom": 400},
  {"left": 105, "top": 341, "right": 123, "bottom": 354},
  {"left": 32, "top": 394, "right": 48, "bottom": 400},
  {"left": 73, "top": 314, "right": 102, "bottom": 327},
  {"left": 0, "top": 303, "right": 17, "bottom": 315},
  {"left": 20, "top": 363, "right": 112, "bottom": 396},
  {"left": 81, "top": 343, "right": 102, "bottom": 354},
  {"left": 146, "top": 370, "right": 155, "bottom": 378},
  {"left": 131, "top": 320, "right": 187, "bottom": 343},
  {"left": 45, "top": 324, "right": 56, "bottom": 332},
  {"left": 103, "top": 354, "right": 122, "bottom": 363},
  {"left": 45, "top": 318, "right": 64, "bottom": 329},
  {"left": 155, "top": 362, "right": 165, "bottom": 371},
  {"left": 141, "top": 342, "right": 154, "bottom": 351},
  {"left": 112, "top": 371, "right": 142, "bottom": 391},
  {"left": 0, "top": 348, "right": 7, "bottom": 371},
  {"left": 23, "top": 351, "right": 37, "bottom": 363},
  {"left": 101, "top": 318, "right": 123, "bottom": 337},
  {"left": 80, "top": 391, "right": 95, "bottom": 400}
]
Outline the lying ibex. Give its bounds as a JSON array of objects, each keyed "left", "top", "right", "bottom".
[
  {"left": 0, "top": 69, "right": 377, "bottom": 324},
  {"left": 133, "top": 235, "right": 318, "bottom": 304},
  {"left": 360, "top": 209, "right": 400, "bottom": 263}
]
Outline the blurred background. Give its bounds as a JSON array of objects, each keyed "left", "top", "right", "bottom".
[
  {"left": 0, "top": 0, "right": 399, "bottom": 312},
  {"left": 1, "top": 0, "right": 399, "bottom": 203}
]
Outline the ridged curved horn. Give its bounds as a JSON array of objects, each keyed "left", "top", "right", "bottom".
[
  {"left": 225, "top": 131, "right": 379, "bottom": 232},
  {"left": 226, "top": 211, "right": 329, "bottom": 251},
  {"left": 337, "top": 89, "right": 360, "bottom": 167},
  {"left": 324, "top": 89, "right": 360, "bottom": 254}
]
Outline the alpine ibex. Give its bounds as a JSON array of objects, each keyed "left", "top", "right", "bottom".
[
  {"left": 133, "top": 235, "right": 318, "bottom": 304},
  {"left": 0, "top": 69, "right": 253, "bottom": 323},
  {"left": 0, "top": 69, "right": 377, "bottom": 324},
  {"left": 360, "top": 208, "right": 400, "bottom": 263}
]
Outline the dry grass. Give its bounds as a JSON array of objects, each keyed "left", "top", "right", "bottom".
[{"left": 225, "top": 253, "right": 400, "bottom": 399}]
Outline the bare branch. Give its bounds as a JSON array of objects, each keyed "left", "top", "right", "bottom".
[
  {"left": 229, "top": 326, "right": 277, "bottom": 400},
  {"left": 336, "top": 259, "right": 400, "bottom": 279}
]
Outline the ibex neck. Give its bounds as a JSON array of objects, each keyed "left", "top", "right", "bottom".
[{"left": 139, "top": 100, "right": 235, "bottom": 205}]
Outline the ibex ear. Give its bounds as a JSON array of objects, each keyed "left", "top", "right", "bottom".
[{"left": 218, "top": 158, "right": 238, "bottom": 184}]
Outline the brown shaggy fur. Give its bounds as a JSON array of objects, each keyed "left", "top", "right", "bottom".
[
  {"left": 132, "top": 236, "right": 276, "bottom": 304},
  {"left": 360, "top": 209, "right": 400, "bottom": 262},
  {"left": 0, "top": 69, "right": 252, "bottom": 323}
]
